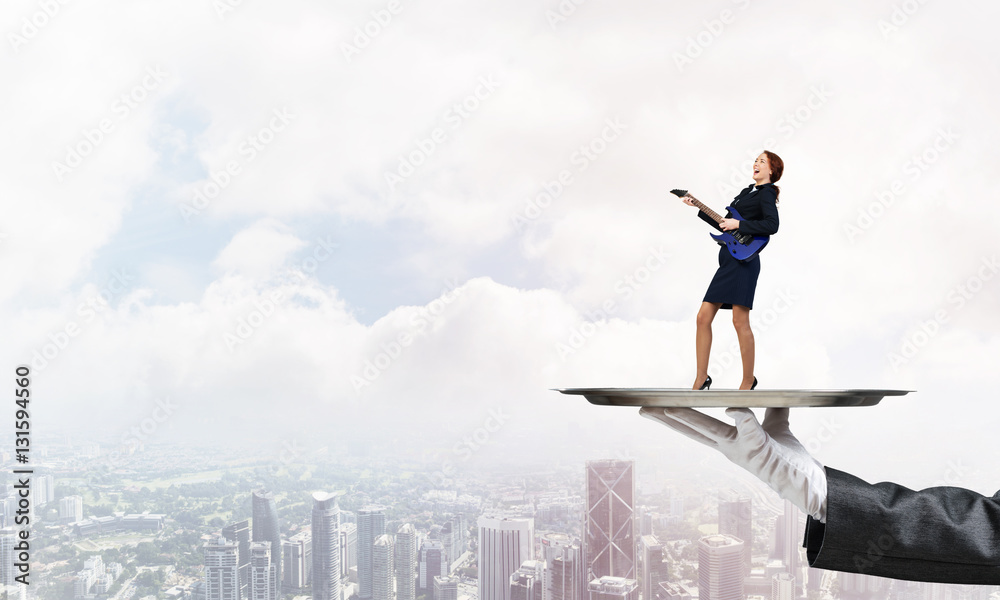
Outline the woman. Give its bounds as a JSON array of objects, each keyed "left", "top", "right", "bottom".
[{"left": 681, "top": 150, "right": 782, "bottom": 390}]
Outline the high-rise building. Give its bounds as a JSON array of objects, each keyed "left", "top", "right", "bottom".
[
  {"left": 396, "top": 524, "right": 417, "bottom": 600},
  {"left": 59, "top": 495, "right": 83, "bottom": 523},
  {"left": 0, "top": 528, "right": 15, "bottom": 587},
  {"left": 282, "top": 531, "right": 311, "bottom": 591},
  {"left": 359, "top": 506, "right": 387, "bottom": 600},
  {"left": 312, "top": 492, "right": 342, "bottom": 600},
  {"left": 718, "top": 492, "right": 752, "bottom": 575},
  {"left": 779, "top": 500, "right": 800, "bottom": 583},
  {"left": 434, "top": 575, "right": 460, "bottom": 600},
  {"left": 342, "top": 522, "right": 359, "bottom": 580},
  {"left": 638, "top": 536, "right": 669, "bottom": 600},
  {"left": 478, "top": 515, "right": 534, "bottom": 600},
  {"left": 772, "top": 572, "right": 794, "bottom": 600},
  {"left": 654, "top": 581, "right": 692, "bottom": 600},
  {"left": 250, "top": 541, "right": 277, "bottom": 600},
  {"left": 419, "top": 539, "right": 446, "bottom": 591},
  {"left": 223, "top": 519, "right": 252, "bottom": 600},
  {"left": 205, "top": 536, "right": 240, "bottom": 600},
  {"left": 509, "top": 560, "right": 545, "bottom": 600},
  {"left": 373, "top": 534, "right": 395, "bottom": 600},
  {"left": 585, "top": 460, "right": 635, "bottom": 581},
  {"left": 697, "top": 535, "right": 744, "bottom": 600},
  {"left": 587, "top": 576, "right": 638, "bottom": 600},
  {"left": 541, "top": 533, "right": 584, "bottom": 600},
  {"left": 252, "top": 490, "right": 282, "bottom": 599}
]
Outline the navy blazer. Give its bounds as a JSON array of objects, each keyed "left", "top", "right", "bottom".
[
  {"left": 803, "top": 467, "right": 1000, "bottom": 585},
  {"left": 697, "top": 183, "right": 779, "bottom": 236}
]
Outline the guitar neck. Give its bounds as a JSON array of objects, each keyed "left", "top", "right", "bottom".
[{"left": 684, "top": 194, "right": 724, "bottom": 223}]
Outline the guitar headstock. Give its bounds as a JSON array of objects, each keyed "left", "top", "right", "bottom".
[{"left": 669, "top": 189, "right": 688, "bottom": 198}]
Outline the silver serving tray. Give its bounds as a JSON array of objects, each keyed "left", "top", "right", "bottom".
[{"left": 555, "top": 388, "right": 912, "bottom": 408}]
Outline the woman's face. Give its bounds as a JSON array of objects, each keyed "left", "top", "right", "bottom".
[{"left": 752, "top": 153, "right": 771, "bottom": 184}]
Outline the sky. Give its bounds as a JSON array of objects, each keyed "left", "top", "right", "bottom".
[{"left": 3, "top": 0, "right": 1000, "bottom": 493}]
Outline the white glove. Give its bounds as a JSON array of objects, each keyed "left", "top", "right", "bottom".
[{"left": 639, "top": 406, "right": 828, "bottom": 522}]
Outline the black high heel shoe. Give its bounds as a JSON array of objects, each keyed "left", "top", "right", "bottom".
[
  {"left": 750, "top": 377, "right": 758, "bottom": 390},
  {"left": 698, "top": 375, "right": 712, "bottom": 390}
]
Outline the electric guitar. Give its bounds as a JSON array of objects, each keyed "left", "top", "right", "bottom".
[{"left": 670, "top": 189, "right": 769, "bottom": 262}]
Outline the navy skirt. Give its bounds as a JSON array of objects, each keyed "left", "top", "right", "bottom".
[{"left": 703, "top": 245, "right": 760, "bottom": 310}]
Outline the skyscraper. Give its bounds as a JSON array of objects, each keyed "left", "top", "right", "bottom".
[
  {"left": 0, "top": 528, "right": 15, "bottom": 587},
  {"left": 638, "top": 535, "right": 669, "bottom": 600},
  {"left": 772, "top": 572, "right": 794, "bottom": 600},
  {"left": 373, "top": 534, "right": 395, "bottom": 600},
  {"left": 585, "top": 460, "right": 635, "bottom": 581},
  {"left": 59, "top": 495, "right": 83, "bottom": 523},
  {"left": 252, "top": 489, "right": 282, "bottom": 598},
  {"left": 478, "top": 515, "right": 534, "bottom": 600},
  {"left": 205, "top": 536, "right": 240, "bottom": 600},
  {"left": 509, "top": 560, "right": 545, "bottom": 600},
  {"left": 359, "top": 506, "right": 387, "bottom": 600},
  {"left": 718, "top": 492, "right": 752, "bottom": 575},
  {"left": 312, "top": 492, "right": 342, "bottom": 600},
  {"left": 419, "top": 539, "right": 446, "bottom": 591},
  {"left": 697, "top": 535, "right": 744, "bottom": 600},
  {"left": 587, "top": 576, "right": 638, "bottom": 600},
  {"left": 250, "top": 541, "right": 277, "bottom": 600},
  {"left": 223, "top": 519, "right": 251, "bottom": 600},
  {"left": 779, "top": 500, "right": 800, "bottom": 582},
  {"left": 396, "top": 524, "right": 417, "bottom": 600},
  {"left": 541, "top": 533, "right": 583, "bottom": 600},
  {"left": 342, "top": 522, "right": 359, "bottom": 580},
  {"left": 282, "top": 530, "right": 311, "bottom": 591},
  {"left": 433, "top": 575, "right": 460, "bottom": 600}
]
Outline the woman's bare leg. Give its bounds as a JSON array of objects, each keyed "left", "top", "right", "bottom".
[
  {"left": 732, "top": 305, "right": 755, "bottom": 389},
  {"left": 694, "top": 302, "right": 721, "bottom": 389}
]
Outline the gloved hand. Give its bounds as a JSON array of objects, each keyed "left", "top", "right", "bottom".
[{"left": 639, "top": 406, "right": 828, "bottom": 522}]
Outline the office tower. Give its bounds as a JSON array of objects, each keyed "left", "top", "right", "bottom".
[
  {"left": 0, "top": 528, "right": 15, "bottom": 587},
  {"left": 449, "top": 514, "right": 466, "bottom": 562},
  {"left": 205, "top": 536, "right": 241, "bottom": 600},
  {"left": 639, "top": 536, "right": 669, "bottom": 600},
  {"left": 60, "top": 495, "right": 83, "bottom": 523},
  {"left": 396, "top": 524, "right": 417, "bottom": 600},
  {"left": 478, "top": 515, "right": 534, "bottom": 600},
  {"left": 697, "top": 534, "right": 744, "bottom": 600},
  {"left": 839, "top": 571, "right": 889, "bottom": 600},
  {"left": 541, "top": 533, "right": 584, "bottom": 600},
  {"left": 772, "top": 573, "right": 794, "bottom": 600},
  {"left": 637, "top": 506, "right": 653, "bottom": 537},
  {"left": 283, "top": 531, "right": 311, "bottom": 591},
  {"left": 655, "top": 582, "right": 692, "bottom": 600},
  {"left": 312, "top": 492, "right": 342, "bottom": 600},
  {"left": 779, "top": 500, "right": 800, "bottom": 582},
  {"left": 510, "top": 560, "right": 545, "bottom": 600},
  {"left": 43, "top": 474, "right": 55, "bottom": 504},
  {"left": 585, "top": 460, "right": 635, "bottom": 581},
  {"left": 587, "top": 576, "right": 639, "bottom": 600},
  {"left": 223, "top": 519, "right": 252, "bottom": 600},
  {"left": 419, "top": 539, "right": 446, "bottom": 591},
  {"left": 359, "top": 506, "right": 387, "bottom": 599},
  {"left": 373, "top": 534, "right": 395, "bottom": 600},
  {"left": 250, "top": 542, "right": 277, "bottom": 600},
  {"left": 252, "top": 490, "right": 282, "bottom": 599},
  {"left": 718, "top": 492, "right": 752, "bottom": 575},
  {"left": 434, "top": 575, "right": 460, "bottom": 600},
  {"left": 342, "top": 522, "right": 359, "bottom": 580}
]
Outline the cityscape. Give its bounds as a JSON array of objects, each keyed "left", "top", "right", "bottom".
[{"left": 0, "top": 439, "right": 995, "bottom": 600}]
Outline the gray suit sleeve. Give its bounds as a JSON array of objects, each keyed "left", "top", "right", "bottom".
[{"left": 803, "top": 467, "right": 1000, "bottom": 584}]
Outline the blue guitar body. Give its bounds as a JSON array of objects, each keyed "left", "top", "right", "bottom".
[{"left": 710, "top": 205, "right": 769, "bottom": 262}]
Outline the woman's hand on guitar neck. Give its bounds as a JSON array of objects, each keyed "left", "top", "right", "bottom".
[{"left": 681, "top": 196, "right": 696, "bottom": 207}]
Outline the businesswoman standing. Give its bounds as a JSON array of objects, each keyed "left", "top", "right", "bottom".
[{"left": 681, "top": 151, "right": 782, "bottom": 390}]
